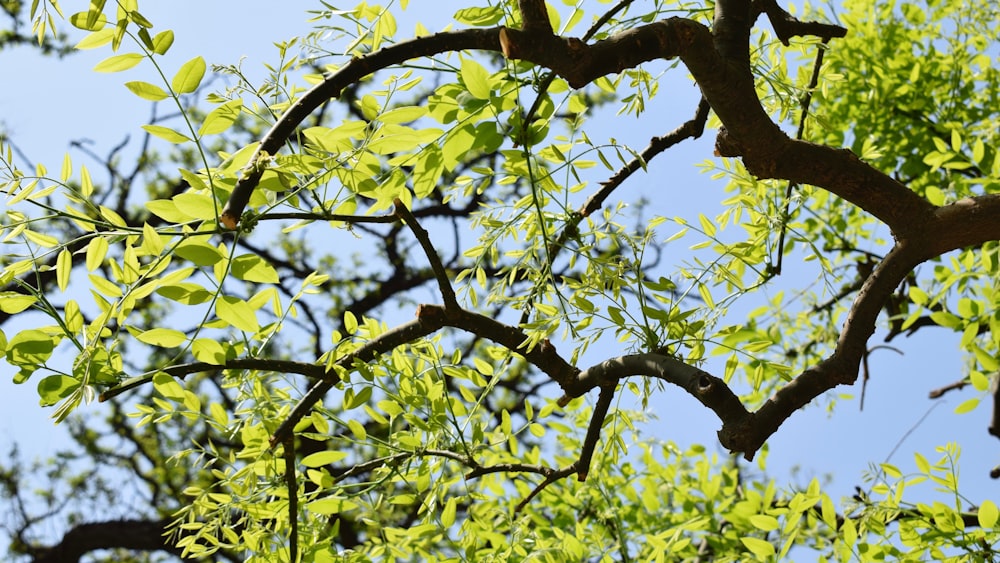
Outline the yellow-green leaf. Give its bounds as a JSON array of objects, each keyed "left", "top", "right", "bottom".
[
  {"left": 740, "top": 537, "right": 775, "bottom": 559},
  {"left": 301, "top": 451, "right": 348, "bottom": 467},
  {"left": 75, "top": 28, "right": 114, "bottom": 50},
  {"left": 749, "top": 514, "right": 779, "bottom": 531},
  {"left": 344, "top": 311, "right": 358, "bottom": 334},
  {"left": 441, "top": 497, "right": 457, "bottom": 527},
  {"left": 231, "top": 254, "right": 279, "bottom": 283},
  {"left": 68, "top": 10, "right": 107, "bottom": 30},
  {"left": 461, "top": 57, "right": 491, "bottom": 100},
  {"left": 954, "top": 397, "right": 980, "bottom": 414},
  {"left": 347, "top": 419, "right": 367, "bottom": 440},
  {"left": 141, "top": 124, "right": 191, "bottom": 144},
  {"left": 192, "top": 338, "right": 227, "bottom": 365},
  {"left": 172, "top": 56, "right": 206, "bottom": 94},
  {"left": 86, "top": 237, "right": 109, "bottom": 271},
  {"left": 94, "top": 53, "right": 144, "bottom": 73},
  {"left": 145, "top": 199, "right": 192, "bottom": 223},
  {"left": 172, "top": 191, "right": 218, "bottom": 220},
  {"left": 37, "top": 374, "right": 80, "bottom": 406},
  {"left": 56, "top": 249, "right": 71, "bottom": 292},
  {"left": 216, "top": 296, "right": 259, "bottom": 332},
  {"left": 135, "top": 328, "right": 186, "bottom": 348},
  {"left": 152, "top": 371, "right": 186, "bottom": 401},
  {"left": 978, "top": 500, "right": 998, "bottom": 528},
  {"left": 151, "top": 30, "right": 174, "bottom": 55},
  {"left": 925, "top": 185, "right": 945, "bottom": 206},
  {"left": 307, "top": 496, "right": 358, "bottom": 515},
  {"left": 0, "top": 293, "right": 36, "bottom": 314},
  {"left": 198, "top": 99, "right": 243, "bottom": 136},
  {"left": 125, "top": 80, "right": 169, "bottom": 101}
]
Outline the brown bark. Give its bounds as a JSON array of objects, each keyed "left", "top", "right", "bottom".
[{"left": 215, "top": 3, "right": 1000, "bottom": 462}]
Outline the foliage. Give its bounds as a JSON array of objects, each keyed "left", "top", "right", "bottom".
[{"left": 1, "top": 0, "right": 998, "bottom": 561}]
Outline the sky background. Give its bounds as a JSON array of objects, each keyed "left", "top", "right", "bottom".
[{"left": 1, "top": 0, "right": 995, "bottom": 546}]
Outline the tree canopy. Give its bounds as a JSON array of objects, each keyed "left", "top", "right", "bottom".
[{"left": 1, "top": 0, "right": 999, "bottom": 561}]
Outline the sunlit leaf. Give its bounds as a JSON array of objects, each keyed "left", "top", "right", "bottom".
[
  {"left": 141, "top": 124, "right": 191, "bottom": 144},
  {"left": 124, "top": 80, "right": 169, "bottom": 101},
  {"left": 171, "top": 56, "right": 206, "bottom": 94},
  {"left": 93, "top": 53, "right": 143, "bottom": 72}
]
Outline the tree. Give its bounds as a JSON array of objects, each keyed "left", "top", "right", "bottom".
[{"left": 1, "top": 0, "right": 998, "bottom": 560}]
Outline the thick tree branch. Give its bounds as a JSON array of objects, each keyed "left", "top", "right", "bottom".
[
  {"left": 221, "top": 16, "right": 952, "bottom": 243},
  {"left": 756, "top": 0, "right": 847, "bottom": 45},
  {"left": 212, "top": 9, "right": 1000, "bottom": 464},
  {"left": 28, "top": 519, "right": 180, "bottom": 563},
  {"left": 517, "top": 0, "right": 553, "bottom": 35}
]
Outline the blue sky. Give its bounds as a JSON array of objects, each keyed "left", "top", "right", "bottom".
[{"left": 1, "top": 0, "right": 994, "bottom": 542}]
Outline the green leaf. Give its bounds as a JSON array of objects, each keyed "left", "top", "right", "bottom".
[
  {"left": 347, "top": 419, "right": 366, "bottom": 440},
  {"left": 172, "top": 56, "right": 206, "bottom": 94},
  {"left": 157, "top": 283, "right": 212, "bottom": 305},
  {"left": 954, "top": 397, "right": 979, "bottom": 414},
  {"left": 344, "top": 311, "right": 358, "bottom": 334},
  {"left": 56, "top": 249, "right": 71, "bottom": 292},
  {"left": 125, "top": 80, "right": 169, "bottom": 101},
  {"left": 174, "top": 240, "right": 224, "bottom": 266},
  {"left": 145, "top": 199, "right": 193, "bottom": 223},
  {"left": 172, "top": 191, "right": 218, "bottom": 220},
  {"left": 192, "top": 338, "right": 227, "bottom": 365},
  {"left": 198, "top": 99, "right": 243, "bottom": 136},
  {"left": 739, "top": 537, "right": 775, "bottom": 559},
  {"left": 441, "top": 497, "right": 457, "bottom": 527},
  {"left": 307, "top": 496, "right": 358, "bottom": 515},
  {"left": 37, "top": 375, "right": 80, "bottom": 407},
  {"left": 749, "top": 514, "right": 779, "bottom": 531},
  {"left": 453, "top": 6, "right": 504, "bottom": 26},
  {"left": 460, "top": 57, "right": 491, "bottom": 100},
  {"left": 6, "top": 329, "right": 56, "bottom": 369},
  {"left": 925, "top": 185, "right": 945, "bottom": 206},
  {"left": 135, "top": 328, "right": 187, "bottom": 348},
  {"left": 68, "top": 10, "right": 107, "bottom": 30},
  {"left": 153, "top": 371, "right": 186, "bottom": 402},
  {"left": 75, "top": 28, "right": 114, "bottom": 50},
  {"left": 216, "top": 296, "right": 259, "bottom": 332},
  {"left": 0, "top": 292, "right": 37, "bottom": 314},
  {"left": 231, "top": 254, "right": 279, "bottom": 283},
  {"left": 151, "top": 30, "right": 174, "bottom": 55},
  {"left": 301, "top": 451, "right": 348, "bottom": 467},
  {"left": 978, "top": 500, "right": 998, "bottom": 528},
  {"left": 141, "top": 124, "right": 191, "bottom": 144},
  {"left": 94, "top": 53, "right": 144, "bottom": 73}
]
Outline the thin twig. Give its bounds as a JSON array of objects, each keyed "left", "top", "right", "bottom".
[
  {"left": 581, "top": 97, "right": 711, "bottom": 219},
  {"left": 282, "top": 438, "right": 299, "bottom": 563},
  {"left": 576, "top": 385, "right": 616, "bottom": 481},
  {"left": 514, "top": 465, "right": 578, "bottom": 513},
  {"left": 254, "top": 212, "right": 400, "bottom": 224},
  {"left": 774, "top": 39, "right": 828, "bottom": 275},
  {"left": 393, "top": 198, "right": 459, "bottom": 310}
]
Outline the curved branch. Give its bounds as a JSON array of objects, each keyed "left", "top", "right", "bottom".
[
  {"left": 28, "top": 519, "right": 180, "bottom": 563},
  {"left": 393, "top": 198, "right": 459, "bottom": 310},
  {"left": 220, "top": 28, "right": 503, "bottom": 228}
]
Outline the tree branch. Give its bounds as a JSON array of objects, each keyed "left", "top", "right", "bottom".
[
  {"left": 220, "top": 28, "right": 502, "bottom": 228},
  {"left": 28, "top": 519, "right": 180, "bottom": 563},
  {"left": 393, "top": 198, "right": 459, "bottom": 310},
  {"left": 756, "top": 0, "right": 847, "bottom": 45}
]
